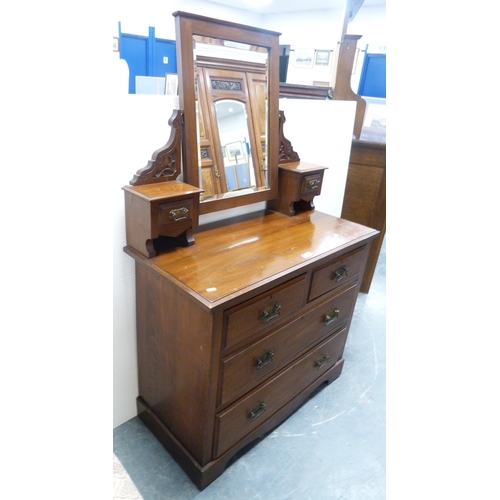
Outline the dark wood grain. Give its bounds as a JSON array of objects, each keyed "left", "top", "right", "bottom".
[
  {"left": 279, "top": 82, "right": 332, "bottom": 100},
  {"left": 123, "top": 181, "right": 204, "bottom": 257},
  {"left": 331, "top": 34, "right": 366, "bottom": 139},
  {"left": 219, "top": 285, "right": 356, "bottom": 407},
  {"left": 341, "top": 140, "right": 386, "bottom": 293},
  {"left": 135, "top": 262, "right": 221, "bottom": 466},
  {"left": 138, "top": 210, "right": 378, "bottom": 306},
  {"left": 174, "top": 11, "right": 280, "bottom": 214},
  {"left": 270, "top": 161, "right": 327, "bottom": 216},
  {"left": 214, "top": 330, "right": 348, "bottom": 457}
]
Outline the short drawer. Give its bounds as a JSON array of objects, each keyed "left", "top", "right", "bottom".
[
  {"left": 214, "top": 327, "right": 348, "bottom": 457},
  {"left": 223, "top": 275, "right": 306, "bottom": 351},
  {"left": 309, "top": 246, "right": 365, "bottom": 301},
  {"left": 219, "top": 282, "right": 357, "bottom": 406},
  {"left": 300, "top": 173, "right": 323, "bottom": 196},
  {"left": 158, "top": 198, "right": 194, "bottom": 237}
]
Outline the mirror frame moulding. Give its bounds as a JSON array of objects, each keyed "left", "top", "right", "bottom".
[{"left": 173, "top": 11, "right": 281, "bottom": 215}]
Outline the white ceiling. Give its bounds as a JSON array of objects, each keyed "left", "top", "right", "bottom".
[{"left": 204, "top": 0, "right": 384, "bottom": 15}]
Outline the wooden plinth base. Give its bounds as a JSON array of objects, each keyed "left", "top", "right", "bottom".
[{"left": 136, "top": 359, "right": 344, "bottom": 490}]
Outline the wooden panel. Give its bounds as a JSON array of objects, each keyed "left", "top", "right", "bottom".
[
  {"left": 331, "top": 35, "right": 366, "bottom": 139},
  {"left": 158, "top": 199, "right": 193, "bottom": 237},
  {"left": 341, "top": 140, "right": 386, "bottom": 293},
  {"left": 309, "top": 246, "right": 365, "bottom": 301},
  {"left": 124, "top": 190, "right": 155, "bottom": 258},
  {"left": 148, "top": 210, "right": 378, "bottom": 305},
  {"left": 214, "top": 328, "right": 348, "bottom": 457},
  {"left": 301, "top": 173, "right": 324, "bottom": 197},
  {"left": 247, "top": 71, "right": 269, "bottom": 186},
  {"left": 224, "top": 275, "right": 306, "bottom": 351},
  {"left": 342, "top": 166, "right": 383, "bottom": 224},
  {"left": 219, "top": 283, "right": 357, "bottom": 406},
  {"left": 279, "top": 82, "right": 332, "bottom": 99},
  {"left": 196, "top": 67, "right": 221, "bottom": 198},
  {"left": 135, "top": 263, "right": 220, "bottom": 466}
]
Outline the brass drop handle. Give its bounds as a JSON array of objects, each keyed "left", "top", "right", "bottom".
[
  {"left": 316, "top": 355, "right": 330, "bottom": 370},
  {"left": 260, "top": 303, "right": 281, "bottom": 323},
  {"left": 307, "top": 179, "right": 321, "bottom": 190},
  {"left": 332, "top": 265, "right": 348, "bottom": 282},
  {"left": 248, "top": 401, "right": 267, "bottom": 421},
  {"left": 214, "top": 164, "right": 221, "bottom": 178},
  {"left": 324, "top": 308, "right": 340, "bottom": 325},
  {"left": 169, "top": 207, "right": 189, "bottom": 222},
  {"left": 254, "top": 349, "right": 274, "bottom": 370}
]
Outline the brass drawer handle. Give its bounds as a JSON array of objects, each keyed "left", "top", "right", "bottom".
[
  {"left": 169, "top": 207, "right": 189, "bottom": 222},
  {"left": 254, "top": 349, "right": 274, "bottom": 370},
  {"left": 248, "top": 401, "right": 267, "bottom": 421},
  {"left": 332, "top": 265, "right": 348, "bottom": 282},
  {"left": 316, "top": 355, "right": 330, "bottom": 370},
  {"left": 324, "top": 308, "right": 340, "bottom": 325},
  {"left": 260, "top": 303, "right": 281, "bottom": 323},
  {"left": 307, "top": 179, "right": 321, "bottom": 190}
]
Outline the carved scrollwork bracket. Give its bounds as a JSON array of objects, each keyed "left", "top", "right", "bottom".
[
  {"left": 278, "top": 110, "right": 300, "bottom": 164},
  {"left": 129, "top": 109, "right": 183, "bottom": 186}
]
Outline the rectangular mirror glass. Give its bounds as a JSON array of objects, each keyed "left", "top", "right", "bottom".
[{"left": 194, "top": 37, "right": 269, "bottom": 202}]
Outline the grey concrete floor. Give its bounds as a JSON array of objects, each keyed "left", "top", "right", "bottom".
[{"left": 113, "top": 238, "right": 386, "bottom": 500}]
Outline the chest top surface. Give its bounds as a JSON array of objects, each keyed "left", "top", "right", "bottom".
[
  {"left": 127, "top": 210, "right": 378, "bottom": 306},
  {"left": 123, "top": 180, "right": 203, "bottom": 200}
]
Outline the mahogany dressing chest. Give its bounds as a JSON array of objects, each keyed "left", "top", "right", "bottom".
[{"left": 122, "top": 11, "right": 378, "bottom": 489}]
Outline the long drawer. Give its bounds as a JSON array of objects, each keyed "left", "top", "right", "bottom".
[
  {"left": 214, "top": 326, "right": 349, "bottom": 458},
  {"left": 218, "top": 282, "right": 357, "bottom": 406}
]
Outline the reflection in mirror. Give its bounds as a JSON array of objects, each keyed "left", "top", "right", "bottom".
[
  {"left": 215, "top": 100, "right": 256, "bottom": 194},
  {"left": 193, "top": 36, "right": 269, "bottom": 202}
]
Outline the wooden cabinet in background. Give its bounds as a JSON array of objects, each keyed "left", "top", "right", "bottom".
[{"left": 341, "top": 139, "right": 386, "bottom": 293}]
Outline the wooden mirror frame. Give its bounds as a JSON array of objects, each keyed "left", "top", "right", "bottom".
[{"left": 174, "top": 11, "right": 281, "bottom": 215}]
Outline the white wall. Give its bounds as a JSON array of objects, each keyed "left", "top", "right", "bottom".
[
  {"left": 263, "top": 9, "right": 346, "bottom": 86},
  {"left": 112, "top": 91, "right": 183, "bottom": 427},
  {"left": 278, "top": 99, "right": 355, "bottom": 216},
  {"left": 115, "top": 0, "right": 264, "bottom": 39},
  {"left": 347, "top": 4, "right": 386, "bottom": 50}
]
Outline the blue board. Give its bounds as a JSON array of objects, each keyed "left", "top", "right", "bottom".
[
  {"left": 358, "top": 53, "right": 386, "bottom": 98},
  {"left": 118, "top": 23, "right": 177, "bottom": 94}
]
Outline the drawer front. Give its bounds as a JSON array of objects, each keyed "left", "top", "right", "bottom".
[
  {"left": 219, "top": 282, "right": 357, "bottom": 406},
  {"left": 214, "top": 327, "right": 348, "bottom": 457},
  {"left": 223, "top": 275, "right": 306, "bottom": 351},
  {"left": 309, "top": 246, "right": 365, "bottom": 301},
  {"left": 158, "top": 199, "right": 193, "bottom": 237},
  {"left": 301, "top": 173, "right": 323, "bottom": 196}
]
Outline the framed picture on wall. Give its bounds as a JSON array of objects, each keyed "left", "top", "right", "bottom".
[
  {"left": 315, "top": 50, "right": 331, "bottom": 66},
  {"left": 226, "top": 141, "right": 243, "bottom": 163},
  {"left": 165, "top": 73, "right": 178, "bottom": 95},
  {"left": 293, "top": 48, "right": 314, "bottom": 68}
]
